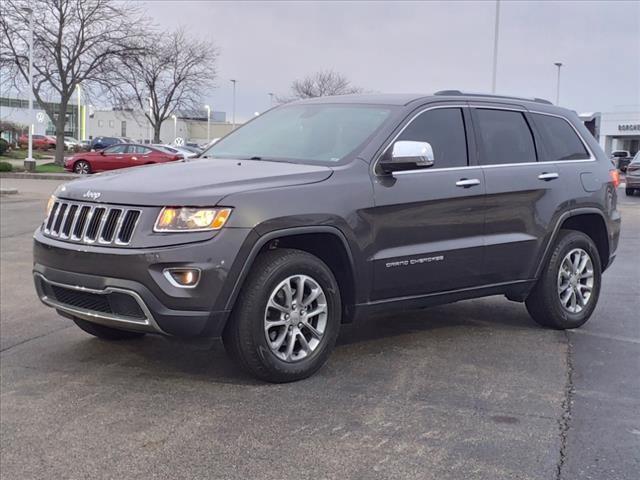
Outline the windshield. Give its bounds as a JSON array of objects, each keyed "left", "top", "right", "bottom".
[
  {"left": 202, "top": 104, "right": 393, "bottom": 163},
  {"left": 632, "top": 151, "right": 640, "bottom": 164}
]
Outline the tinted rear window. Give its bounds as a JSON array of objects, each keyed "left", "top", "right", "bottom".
[
  {"left": 532, "top": 114, "right": 590, "bottom": 161},
  {"left": 475, "top": 109, "right": 537, "bottom": 165}
]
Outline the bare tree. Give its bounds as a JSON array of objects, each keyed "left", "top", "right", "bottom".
[
  {"left": 281, "top": 70, "right": 362, "bottom": 102},
  {"left": 1, "top": 0, "right": 146, "bottom": 164},
  {"left": 109, "top": 29, "right": 218, "bottom": 143}
]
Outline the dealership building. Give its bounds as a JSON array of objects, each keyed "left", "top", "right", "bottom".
[
  {"left": 580, "top": 110, "right": 640, "bottom": 156},
  {"left": 1, "top": 96, "right": 236, "bottom": 145}
]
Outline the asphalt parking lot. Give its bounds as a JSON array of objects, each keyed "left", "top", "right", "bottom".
[{"left": 1, "top": 177, "right": 638, "bottom": 480}]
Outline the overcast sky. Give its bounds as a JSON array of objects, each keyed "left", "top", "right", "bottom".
[{"left": 143, "top": 0, "right": 640, "bottom": 122}]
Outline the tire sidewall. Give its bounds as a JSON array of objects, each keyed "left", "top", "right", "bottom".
[
  {"left": 243, "top": 253, "right": 341, "bottom": 380},
  {"left": 544, "top": 232, "right": 602, "bottom": 328}
]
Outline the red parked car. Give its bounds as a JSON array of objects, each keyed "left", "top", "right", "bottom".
[
  {"left": 64, "top": 143, "right": 183, "bottom": 174},
  {"left": 18, "top": 134, "right": 56, "bottom": 150}
]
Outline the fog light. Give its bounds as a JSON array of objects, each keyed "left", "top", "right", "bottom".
[{"left": 163, "top": 268, "right": 201, "bottom": 288}]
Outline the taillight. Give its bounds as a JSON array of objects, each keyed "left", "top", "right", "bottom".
[{"left": 609, "top": 169, "right": 620, "bottom": 188}]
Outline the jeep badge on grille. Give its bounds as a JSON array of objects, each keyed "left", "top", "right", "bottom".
[{"left": 82, "top": 190, "right": 101, "bottom": 200}]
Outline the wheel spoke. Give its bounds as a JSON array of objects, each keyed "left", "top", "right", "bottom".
[
  {"left": 282, "top": 281, "right": 294, "bottom": 309},
  {"left": 295, "top": 276, "right": 305, "bottom": 305},
  {"left": 577, "top": 253, "right": 589, "bottom": 274},
  {"left": 561, "top": 288, "right": 573, "bottom": 306},
  {"left": 297, "top": 331, "right": 311, "bottom": 353},
  {"left": 306, "top": 304, "right": 327, "bottom": 318},
  {"left": 570, "top": 290, "right": 577, "bottom": 311},
  {"left": 302, "top": 287, "right": 322, "bottom": 307},
  {"left": 580, "top": 271, "right": 594, "bottom": 280},
  {"left": 285, "top": 330, "right": 296, "bottom": 360},
  {"left": 270, "top": 330, "right": 288, "bottom": 350},
  {"left": 572, "top": 252, "right": 581, "bottom": 272},
  {"left": 301, "top": 320, "right": 322, "bottom": 339},
  {"left": 265, "top": 318, "right": 288, "bottom": 329},
  {"left": 267, "top": 298, "right": 289, "bottom": 314},
  {"left": 575, "top": 287, "right": 586, "bottom": 306}
]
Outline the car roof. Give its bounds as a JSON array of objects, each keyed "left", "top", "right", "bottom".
[{"left": 293, "top": 91, "right": 556, "bottom": 108}]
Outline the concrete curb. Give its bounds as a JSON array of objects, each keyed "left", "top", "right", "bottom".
[
  {"left": 0, "top": 172, "right": 80, "bottom": 181},
  {"left": 0, "top": 188, "right": 19, "bottom": 195}
]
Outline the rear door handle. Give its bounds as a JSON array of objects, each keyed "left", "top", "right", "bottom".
[
  {"left": 538, "top": 172, "right": 559, "bottom": 181},
  {"left": 456, "top": 178, "right": 481, "bottom": 188}
]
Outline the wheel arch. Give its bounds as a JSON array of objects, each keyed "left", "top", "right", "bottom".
[
  {"left": 224, "top": 226, "right": 358, "bottom": 324},
  {"left": 536, "top": 208, "right": 611, "bottom": 278}
]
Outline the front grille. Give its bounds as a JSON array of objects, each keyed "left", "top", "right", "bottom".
[
  {"left": 43, "top": 201, "right": 141, "bottom": 246},
  {"left": 42, "top": 282, "right": 146, "bottom": 320}
]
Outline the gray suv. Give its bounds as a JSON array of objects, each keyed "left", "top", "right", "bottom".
[{"left": 33, "top": 91, "right": 621, "bottom": 382}]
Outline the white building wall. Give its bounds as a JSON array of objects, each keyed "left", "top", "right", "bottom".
[{"left": 598, "top": 111, "right": 640, "bottom": 155}]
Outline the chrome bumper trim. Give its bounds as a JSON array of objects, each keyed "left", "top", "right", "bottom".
[{"left": 34, "top": 272, "right": 165, "bottom": 334}]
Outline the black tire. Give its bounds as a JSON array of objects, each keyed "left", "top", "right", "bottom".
[
  {"left": 74, "top": 160, "right": 91, "bottom": 174},
  {"left": 223, "top": 248, "right": 341, "bottom": 383},
  {"left": 625, "top": 188, "right": 635, "bottom": 196},
  {"left": 525, "top": 230, "right": 601, "bottom": 329},
  {"left": 72, "top": 317, "right": 146, "bottom": 340}
]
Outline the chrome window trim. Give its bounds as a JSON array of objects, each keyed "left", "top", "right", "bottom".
[
  {"left": 374, "top": 104, "right": 597, "bottom": 178},
  {"left": 372, "top": 104, "right": 469, "bottom": 177},
  {"left": 34, "top": 272, "right": 164, "bottom": 334}
]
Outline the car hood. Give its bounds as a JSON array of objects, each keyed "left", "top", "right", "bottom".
[{"left": 55, "top": 158, "right": 334, "bottom": 206}]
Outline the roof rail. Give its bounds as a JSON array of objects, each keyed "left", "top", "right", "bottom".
[{"left": 433, "top": 90, "right": 553, "bottom": 105}]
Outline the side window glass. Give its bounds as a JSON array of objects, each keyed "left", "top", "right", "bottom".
[
  {"left": 474, "top": 109, "right": 537, "bottom": 165},
  {"left": 532, "top": 113, "right": 590, "bottom": 161},
  {"left": 396, "top": 108, "right": 468, "bottom": 169}
]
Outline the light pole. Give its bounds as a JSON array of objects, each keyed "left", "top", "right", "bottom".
[
  {"left": 147, "top": 97, "right": 153, "bottom": 143},
  {"left": 230, "top": 79, "right": 237, "bottom": 129},
  {"left": 204, "top": 105, "right": 211, "bottom": 141},
  {"left": 76, "top": 83, "right": 82, "bottom": 141},
  {"left": 554, "top": 62, "right": 563, "bottom": 105},
  {"left": 491, "top": 0, "right": 501, "bottom": 93},
  {"left": 23, "top": 6, "right": 34, "bottom": 169},
  {"left": 171, "top": 114, "right": 177, "bottom": 141},
  {"left": 268, "top": 92, "right": 274, "bottom": 107}
]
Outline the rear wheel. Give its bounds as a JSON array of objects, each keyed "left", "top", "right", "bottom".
[
  {"left": 626, "top": 188, "right": 635, "bottom": 196},
  {"left": 72, "top": 318, "right": 146, "bottom": 340},
  {"left": 223, "top": 248, "right": 341, "bottom": 383},
  {"left": 526, "top": 230, "right": 601, "bottom": 329},
  {"left": 74, "top": 160, "right": 91, "bottom": 174}
]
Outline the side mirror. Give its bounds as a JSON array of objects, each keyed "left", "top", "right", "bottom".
[{"left": 379, "top": 140, "right": 434, "bottom": 174}]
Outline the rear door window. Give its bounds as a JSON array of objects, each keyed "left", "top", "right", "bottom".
[
  {"left": 532, "top": 114, "right": 590, "bottom": 161},
  {"left": 474, "top": 109, "right": 537, "bottom": 165}
]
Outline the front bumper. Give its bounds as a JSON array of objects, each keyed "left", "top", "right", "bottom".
[{"left": 33, "top": 227, "right": 256, "bottom": 337}]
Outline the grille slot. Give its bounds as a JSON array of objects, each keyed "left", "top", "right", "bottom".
[
  {"left": 117, "top": 210, "right": 140, "bottom": 244},
  {"left": 42, "top": 201, "right": 141, "bottom": 246},
  {"left": 46, "top": 284, "right": 145, "bottom": 320}
]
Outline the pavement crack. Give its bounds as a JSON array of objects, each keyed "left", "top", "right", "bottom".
[
  {"left": 0, "top": 324, "right": 73, "bottom": 354},
  {"left": 556, "top": 331, "right": 575, "bottom": 480}
]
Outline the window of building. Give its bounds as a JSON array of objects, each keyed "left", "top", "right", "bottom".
[
  {"left": 395, "top": 108, "right": 468, "bottom": 168},
  {"left": 532, "top": 113, "right": 590, "bottom": 161},
  {"left": 98, "top": 120, "right": 104, "bottom": 127},
  {"left": 121, "top": 120, "right": 127, "bottom": 137},
  {"left": 108, "top": 120, "right": 114, "bottom": 128},
  {"left": 474, "top": 109, "right": 537, "bottom": 165}
]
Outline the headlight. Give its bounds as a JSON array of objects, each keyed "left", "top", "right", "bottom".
[
  {"left": 154, "top": 207, "right": 232, "bottom": 232},
  {"left": 45, "top": 195, "right": 56, "bottom": 217}
]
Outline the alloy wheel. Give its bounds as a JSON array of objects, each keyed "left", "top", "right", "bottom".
[
  {"left": 75, "top": 162, "right": 89, "bottom": 174},
  {"left": 263, "top": 274, "right": 328, "bottom": 362},
  {"left": 557, "top": 248, "right": 594, "bottom": 314}
]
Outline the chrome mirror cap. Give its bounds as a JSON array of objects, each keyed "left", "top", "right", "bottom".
[{"left": 380, "top": 140, "right": 435, "bottom": 174}]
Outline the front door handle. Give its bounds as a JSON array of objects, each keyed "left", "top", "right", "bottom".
[
  {"left": 538, "top": 172, "right": 559, "bottom": 181},
  {"left": 456, "top": 178, "right": 481, "bottom": 188}
]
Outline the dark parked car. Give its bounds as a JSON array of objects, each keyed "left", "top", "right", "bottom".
[
  {"left": 625, "top": 152, "right": 640, "bottom": 196},
  {"left": 611, "top": 150, "right": 633, "bottom": 172},
  {"left": 90, "top": 136, "right": 130, "bottom": 151},
  {"left": 18, "top": 134, "right": 56, "bottom": 150},
  {"left": 64, "top": 143, "right": 183, "bottom": 174},
  {"left": 34, "top": 91, "right": 621, "bottom": 382}
]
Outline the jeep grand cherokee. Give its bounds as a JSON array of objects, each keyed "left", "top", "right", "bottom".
[{"left": 33, "top": 91, "right": 621, "bottom": 382}]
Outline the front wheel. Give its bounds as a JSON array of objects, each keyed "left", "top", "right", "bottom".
[
  {"left": 74, "top": 160, "right": 91, "bottom": 174},
  {"left": 526, "top": 230, "right": 601, "bottom": 329},
  {"left": 223, "top": 248, "right": 341, "bottom": 383}
]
